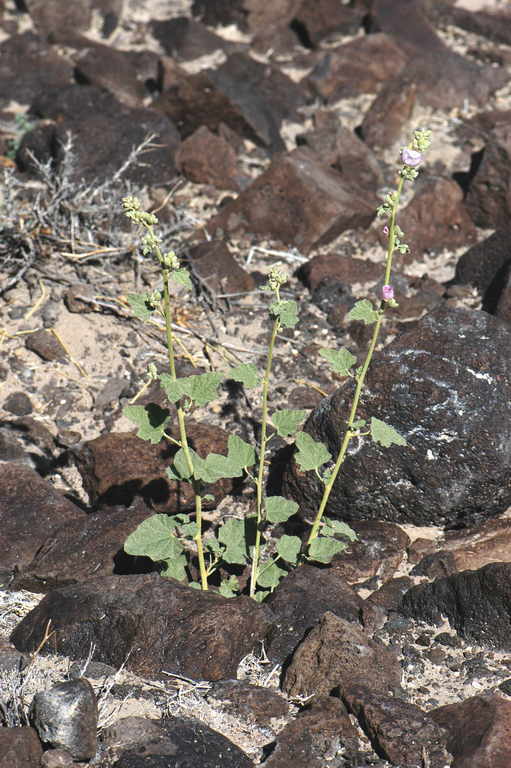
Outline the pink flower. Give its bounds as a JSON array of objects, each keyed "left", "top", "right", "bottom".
[
  {"left": 401, "top": 148, "right": 422, "bottom": 167},
  {"left": 383, "top": 225, "right": 389, "bottom": 236},
  {"left": 382, "top": 284, "right": 394, "bottom": 301}
]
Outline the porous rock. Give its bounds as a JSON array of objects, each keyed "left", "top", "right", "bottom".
[
  {"left": 176, "top": 126, "right": 243, "bottom": 191},
  {"left": 283, "top": 304, "right": 511, "bottom": 527},
  {"left": 106, "top": 715, "right": 254, "bottom": 767},
  {"left": 282, "top": 611, "right": 401, "bottom": 698},
  {"left": 264, "top": 564, "right": 364, "bottom": 664},
  {"left": 342, "top": 684, "right": 451, "bottom": 767},
  {"left": 187, "top": 240, "right": 255, "bottom": 298},
  {"left": 0, "top": 462, "right": 86, "bottom": 580},
  {"left": 431, "top": 693, "right": 511, "bottom": 768},
  {"left": 74, "top": 422, "right": 233, "bottom": 510},
  {"left": 400, "top": 563, "right": 511, "bottom": 651},
  {"left": 0, "top": 32, "right": 72, "bottom": 107},
  {"left": 0, "top": 727, "right": 43, "bottom": 768},
  {"left": 10, "top": 573, "right": 272, "bottom": 681},
  {"left": 465, "top": 123, "right": 511, "bottom": 229}
]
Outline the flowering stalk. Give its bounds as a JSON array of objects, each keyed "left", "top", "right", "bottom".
[
  {"left": 122, "top": 196, "right": 208, "bottom": 590},
  {"left": 307, "top": 129, "right": 432, "bottom": 544},
  {"left": 249, "top": 267, "right": 288, "bottom": 598}
]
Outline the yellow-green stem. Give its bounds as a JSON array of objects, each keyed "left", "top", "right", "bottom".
[
  {"left": 307, "top": 176, "right": 405, "bottom": 544},
  {"left": 162, "top": 266, "right": 208, "bottom": 590},
  {"left": 249, "top": 317, "right": 280, "bottom": 598}
]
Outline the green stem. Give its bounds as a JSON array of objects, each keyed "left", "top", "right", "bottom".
[
  {"left": 162, "top": 266, "right": 208, "bottom": 590},
  {"left": 307, "top": 177, "right": 405, "bottom": 545},
  {"left": 249, "top": 316, "right": 280, "bottom": 598}
]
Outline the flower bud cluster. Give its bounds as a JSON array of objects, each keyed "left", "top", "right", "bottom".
[{"left": 266, "top": 266, "right": 288, "bottom": 294}]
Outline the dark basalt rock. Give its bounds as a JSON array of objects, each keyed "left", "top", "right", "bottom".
[{"left": 283, "top": 304, "right": 511, "bottom": 527}]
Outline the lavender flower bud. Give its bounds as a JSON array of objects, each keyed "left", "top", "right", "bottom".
[{"left": 382, "top": 285, "right": 394, "bottom": 301}]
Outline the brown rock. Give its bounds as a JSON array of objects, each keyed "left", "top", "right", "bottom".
[
  {"left": 63, "top": 284, "right": 95, "bottom": 313},
  {"left": 412, "top": 517, "right": 511, "bottom": 576},
  {"left": 31, "top": 679, "right": 97, "bottom": 761},
  {"left": 283, "top": 611, "right": 401, "bottom": 698},
  {"left": 22, "top": 84, "right": 180, "bottom": 186},
  {"left": 343, "top": 684, "right": 451, "bottom": 767},
  {"left": 25, "top": 0, "right": 92, "bottom": 35},
  {"left": 0, "top": 727, "right": 43, "bottom": 767},
  {"left": 292, "top": 0, "right": 365, "bottom": 46},
  {"left": 208, "top": 680, "right": 288, "bottom": 726},
  {"left": 25, "top": 329, "right": 65, "bottom": 362},
  {"left": 496, "top": 265, "right": 511, "bottom": 326},
  {"left": 465, "top": 123, "right": 511, "bottom": 229},
  {"left": 448, "top": 6, "right": 511, "bottom": 47},
  {"left": 331, "top": 520, "right": 410, "bottom": 585},
  {"left": 188, "top": 240, "right": 255, "bottom": 298},
  {"left": 299, "top": 251, "right": 381, "bottom": 293},
  {"left": 11, "top": 499, "right": 154, "bottom": 593},
  {"left": 10, "top": 573, "right": 272, "bottom": 681},
  {"left": 395, "top": 177, "right": 477, "bottom": 263},
  {"left": 151, "top": 17, "right": 240, "bottom": 61},
  {"left": 265, "top": 564, "right": 364, "bottom": 664},
  {"left": 263, "top": 696, "right": 360, "bottom": 768},
  {"left": 207, "top": 147, "right": 375, "bottom": 253},
  {"left": 307, "top": 33, "right": 408, "bottom": 103},
  {"left": 0, "top": 32, "right": 73, "bottom": 108},
  {"left": 0, "top": 462, "right": 86, "bottom": 579},
  {"left": 301, "top": 111, "right": 383, "bottom": 192},
  {"left": 454, "top": 228, "right": 511, "bottom": 295},
  {"left": 73, "top": 42, "right": 160, "bottom": 109},
  {"left": 176, "top": 126, "right": 244, "bottom": 191},
  {"left": 361, "top": 78, "right": 417, "bottom": 150},
  {"left": 431, "top": 694, "right": 511, "bottom": 768},
  {"left": 74, "top": 422, "right": 234, "bottom": 511}
]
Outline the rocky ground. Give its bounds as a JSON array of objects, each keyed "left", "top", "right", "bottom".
[{"left": 2, "top": 0, "right": 511, "bottom": 766}]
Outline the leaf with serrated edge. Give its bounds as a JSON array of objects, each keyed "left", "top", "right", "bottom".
[
  {"left": 228, "top": 434, "right": 255, "bottom": 468},
  {"left": 218, "top": 519, "right": 247, "bottom": 564},
  {"left": 295, "top": 431, "right": 332, "bottom": 472},
  {"left": 219, "top": 575, "right": 239, "bottom": 598},
  {"left": 123, "top": 404, "right": 170, "bottom": 444},
  {"left": 266, "top": 496, "right": 299, "bottom": 523},
  {"left": 276, "top": 535, "right": 301, "bottom": 564},
  {"left": 127, "top": 293, "right": 155, "bottom": 321},
  {"left": 319, "top": 348, "right": 356, "bottom": 376},
  {"left": 159, "top": 374, "right": 188, "bottom": 403},
  {"left": 370, "top": 417, "right": 407, "bottom": 447},
  {"left": 271, "top": 409, "right": 308, "bottom": 437},
  {"left": 228, "top": 363, "right": 260, "bottom": 388},
  {"left": 124, "top": 514, "right": 184, "bottom": 561},
  {"left": 308, "top": 536, "right": 347, "bottom": 564},
  {"left": 257, "top": 561, "right": 287, "bottom": 589},
  {"left": 347, "top": 299, "right": 378, "bottom": 325}
]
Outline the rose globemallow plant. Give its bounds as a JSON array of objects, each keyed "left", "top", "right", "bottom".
[{"left": 119, "top": 127, "right": 432, "bottom": 597}]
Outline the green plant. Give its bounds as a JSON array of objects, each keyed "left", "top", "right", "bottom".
[{"left": 121, "top": 128, "right": 431, "bottom": 599}]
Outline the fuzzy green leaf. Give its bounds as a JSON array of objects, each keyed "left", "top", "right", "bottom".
[
  {"left": 271, "top": 409, "right": 308, "bottom": 437},
  {"left": 257, "top": 561, "right": 287, "bottom": 589},
  {"left": 160, "top": 372, "right": 223, "bottom": 406},
  {"left": 127, "top": 293, "right": 156, "bottom": 321},
  {"left": 123, "top": 404, "right": 170, "bottom": 444},
  {"left": 319, "top": 347, "right": 357, "bottom": 376},
  {"left": 227, "top": 363, "right": 261, "bottom": 389},
  {"left": 124, "top": 514, "right": 184, "bottom": 562},
  {"left": 276, "top": 535, "right": 301, "bottom": 565},
  {"left": 352, "top": 419, "right": 367, "bottom": 429},
  {"left": 370, "top": 417, "right": 407, "bottom": 447},
  {"left": 204, "top": 452, "right": 244, "bottom": 481},
  {"left": 218, "top": 518, "right": 247, "bottom": 564},
  {"left": 218, "top": 575, "right": 239, "bottom": 598},
  {"left": 270, "top": 299, "right": 299, "bottom": 328},
  {"left": 322, "top": 518, "right": 358, "bottom": 542},
  {"left": 265, "top": 496, "right": 299, "bottom": 524},
  {"left": 160, "top": 555, "right": 188, "bottom": 582},
  {"left": 294, "top": 431, "right": 332, "bottom": 472},
  {"left": 228, "top": 434, "right": 256, "bottom": 468},
  {"left": 169, "top": 448, "right": 193, "bottom": 480},
  {"left": 347, "top": 299, "right": 378, "bottom": 325},
  {"left": 171, "top": 268, "right": 192, "bottom": 291},
  {"left": 308, "top": 536, "right": 347, "bottom": 564}
]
